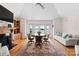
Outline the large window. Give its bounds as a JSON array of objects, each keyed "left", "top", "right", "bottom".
[
  {"left": 46, "top": 25, "right": 49, "bottom": 34},
  {"left": 35, "top": 26, "right": 39, "bottom": 29},
  {"left": 39, "top": 25, "right": 45, "bottom": 34},
  {"left": 29, "top": 25, "right": 33, "bottom": 29},
  {"left": 29, "top": 24, "right": 50, "bottom": 34}
]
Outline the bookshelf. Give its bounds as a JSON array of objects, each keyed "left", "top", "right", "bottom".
[
  {"left": 14, "top": 20, "right": 20, "bottom": 34},
  {"left": 13, "top": 18, "right": 22, "bottom": 40}
]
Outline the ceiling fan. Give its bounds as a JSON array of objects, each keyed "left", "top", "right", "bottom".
[{"left": 36, "top": 3, "right": 45, "bottom": 9}]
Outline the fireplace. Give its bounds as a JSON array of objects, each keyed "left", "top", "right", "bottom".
[{"left": 0, "top": 33, "right": 12, "bottom": 50}]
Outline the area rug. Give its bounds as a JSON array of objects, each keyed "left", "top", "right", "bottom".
[{"left": 16, "top": 41, "right": 67, "bottom": 56}]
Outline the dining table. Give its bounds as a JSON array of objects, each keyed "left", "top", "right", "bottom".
[
  {"left": 32, "top": 33, "right": 46, "bottom": 48},
  {"left": 32, "top": 34, "right": 46, "bottom": 37}
]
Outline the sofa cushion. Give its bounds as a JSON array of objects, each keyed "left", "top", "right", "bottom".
[
  {"left": 62, "top": 33, "right": 73, "bottom": 39},
  {"left": 62, "top": 33, "right": 69, "bottom": 38},
  {"left": 62, "top": 33, "right": 67, "bottom": 38},
  {"left": 55, "top": 32, "right": 62, "bottom": 36},
  {"left": 68, "top": 34, "right": 72, "bottom": 38},
  {"left": 63, "top": 34, "right": 69, "bottom": 39}
]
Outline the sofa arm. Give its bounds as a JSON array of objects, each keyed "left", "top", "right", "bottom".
[
  {"left": 0, "top": 43, "right": 1, "bottom": 48},
  {"left": 0, "top": 46, "right": 10, "bottom": 56},
  {"left": 75, "top": 45, "right": 79, "bottom": 56},
  {"left": 65, "top": 38, "right": 78, "bottom": 46}
]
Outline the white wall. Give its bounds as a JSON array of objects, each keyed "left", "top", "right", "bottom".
[
  {"left": 53, "top": 16, "right": 79, "bottom": 35},
  {"left": 62, "top": 16, "right": 79, "bottom": 35},
  {"left": 54, "top": 3, "right": 79, "bottom": 35},
  {"left": 20, "top": 19, "right": 26, "bottom": 39},
  {"left": 53, "top": 17, "right": 62, "bottom": 33},
  {"left": 54, "top": 3, "right": 79, "bottom": 17}
]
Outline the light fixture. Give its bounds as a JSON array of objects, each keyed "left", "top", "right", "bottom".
[{"left": 36, "top": 3, "right": 45, "bottom": 9}]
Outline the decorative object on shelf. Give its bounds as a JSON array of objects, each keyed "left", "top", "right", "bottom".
[{"left": 8, "top": 24, "right": 12, "bottom": 28}]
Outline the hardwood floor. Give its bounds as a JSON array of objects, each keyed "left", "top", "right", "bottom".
[
  {"left": 10, "top": 38, "right": 75, "bottom": 56},
  {"left": 52, "top": 38, "right": 75, "bottom": 56},
  {"left": 10, "top": 39, "right": 27, "bottom": 56}
]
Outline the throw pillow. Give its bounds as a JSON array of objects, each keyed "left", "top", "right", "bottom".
[
  {"left": 62, "top": 33, "right": 67, "bottom": 38},
  {"left": 68, "top": 34, "right": 72, "bottom": 38},
  {"left": 63, "top": 34, "right": 68, "bottom": 39}
]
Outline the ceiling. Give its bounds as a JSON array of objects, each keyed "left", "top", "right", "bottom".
[
  {"left": 1, "top": 3, "right": 79, "bottom": 20},
  {"left": 54, "top": 3, "right": 79, "bottom": 17}
]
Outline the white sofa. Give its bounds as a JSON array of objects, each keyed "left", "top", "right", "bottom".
[
  {"left": 54, "top": 33, "right": 79, "bottom": 46},
  {"left": 75, "top": 45, "right": 79, "bottom": 56},
  {"left": 0, "top": 43, "right": 10, "bottom": 56}
]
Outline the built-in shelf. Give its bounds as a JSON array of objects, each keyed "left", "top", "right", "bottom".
[
  {"left": 13, "top": 18, "right": 22, "bottom": 40},
  {"left": 14, "top": 20, "right": 20, "bottom": 34}
]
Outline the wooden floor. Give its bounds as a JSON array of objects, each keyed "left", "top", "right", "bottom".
[
  {"left": 10, "top": 38, "right": 75, "bottom": 56},
  {"left": 51, "top": 38, "right": 75, "bottom": 56},
  {"left": 10, "top": 39, "right": 27, "bottom": 56}
]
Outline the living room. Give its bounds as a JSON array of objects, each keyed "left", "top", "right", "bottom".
[{"left": 0, "top": 3, "right": 79, "bottom": 56}]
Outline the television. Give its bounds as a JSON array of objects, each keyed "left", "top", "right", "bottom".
[{"left": 0, "top": 5, "right": 13, "bottom": 23}]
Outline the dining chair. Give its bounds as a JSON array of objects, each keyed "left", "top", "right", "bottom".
[
  {"left": 27, "top": 34, "right": 34, "bottom": 44},
  {"left": 35, "top": 36, "right": 42, "bottom": 49},
  {"left": 43, "top": 35, "right": 49, "bottom": 44}
]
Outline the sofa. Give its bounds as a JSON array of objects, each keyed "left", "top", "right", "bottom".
[
  {"left": 0, "top": 43, "right": 10, "bottom": 56},
  {"left": 75, "top": 45, "right": 79, "bottom": 56},
  {"left": 54, "top": 32, "right": 79, "bottom": 46}
]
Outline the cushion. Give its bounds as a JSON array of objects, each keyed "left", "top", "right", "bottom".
[
  {"left": 58, "top": 32, "right": 62, "bottom": 36},
  {"left": 62, "top": 33, "right": 68, "bottom": 38},
  {"left": 55, "top": 32, "right": 62, "bottom": 36},
  {"left": 63, "top": 34, "right": 68, "bottom": 39},
  {"left": 68, "top": 34, "right": 72, "bottom": 38}
]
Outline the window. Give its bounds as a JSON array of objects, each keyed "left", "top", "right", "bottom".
[
  {"left": 29, "top": 24, "right": 50, "bottom": 34},
  {"left": 40, "top": 25, "right": 45, "bottom": 29},
  {"left": 30, "top": 25, "right": 32, "bottom": 29},
  {"left": 46, "top": 26, "right": 49, "bottom": 29},
  {"left": 35, "top": 30, "right": 39, "bottom": 34},
  {"left": 35, "top": 26, "right": 39, "bottom": 29},
  {"left": 46, "top": 26, "right": 49, "bottom": 34}
]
